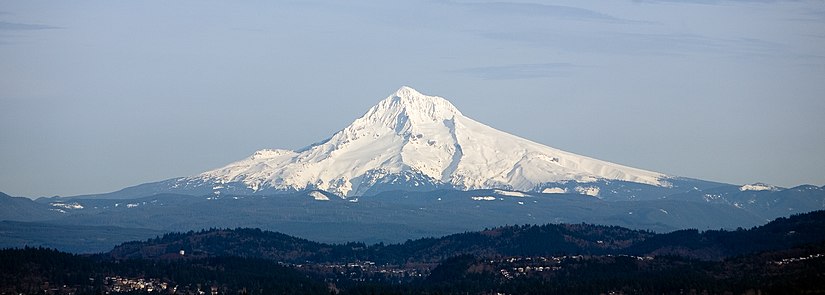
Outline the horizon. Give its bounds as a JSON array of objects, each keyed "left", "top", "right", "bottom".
[{"left": 2, "top": 1, "right": 824, "bottom": 198}]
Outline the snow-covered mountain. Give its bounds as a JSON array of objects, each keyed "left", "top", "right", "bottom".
[
  {"left": 186, "top": 86, "right": 668, "bottom": 197},
  {"left": 21, "top": 87, "right": 824, "bottom": 249}
]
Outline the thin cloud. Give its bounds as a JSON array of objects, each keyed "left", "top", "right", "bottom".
[
  {"left": 480, "top": 30, "right": 787, "bottom": 58},
  {"left": 633, "top": 0, "right": 791, "bottom": 4},
  {"left": 787, "top": 9, "right": 825, "bottom": 23},
  {"left": 0, "top": 21, "right": 61, "bottom": 30},
  {"left": 440, "top": 1, "right": 643, "bottom": 24},
  {"left": 454, "top": 63, "right": 579, "bottom": 80}
]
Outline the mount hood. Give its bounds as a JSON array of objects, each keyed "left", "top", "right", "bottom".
[{"left": 179, "top": 86, "right": 668, "bottom": 197}]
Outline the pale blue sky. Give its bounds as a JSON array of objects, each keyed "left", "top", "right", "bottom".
[{"left": 1, "top": 0, "right": 823, "bottom": 198}]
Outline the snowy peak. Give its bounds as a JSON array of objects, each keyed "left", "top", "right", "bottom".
[
  {"left": 357, "top": 86, "right": 462, "bottom": 133},
  {"left": 194, "top": 86, "right": 668, "bottom": 197}
]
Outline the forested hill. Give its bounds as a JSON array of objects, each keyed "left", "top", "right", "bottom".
[
  {"left": 627, "top": 210, "right": 825, "bottom": 259},
  {"left": 5, "top": 211, "right": 825, "bottom": 295},
  {"left": 107, "top": 210, "right": 825, "bottom": 263}
]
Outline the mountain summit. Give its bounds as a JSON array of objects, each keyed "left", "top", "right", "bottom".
[
  {"left": 361, "top": 86, "right": 462, "bottom": 131},
  {"left": 192, "top": 86, "right": 667, "bottom": 197}
]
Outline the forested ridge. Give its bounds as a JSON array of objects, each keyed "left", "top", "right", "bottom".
[
  {"left": 109, "top": 210, "right": 825, "bottom": 262},
  {"left": 3, "top": 211, "right": 825, "bottom": 294}
]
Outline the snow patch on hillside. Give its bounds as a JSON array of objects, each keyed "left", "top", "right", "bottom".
[
  {"left": 575, "top": 186, "right": 600, "bottom": 197},
  {"left": 493, "top": 189, "right": 530, "bottom": 197},
  {"left": 50, "top": 202, "right": 84, "bottom": 210},
  {"left": 308, "top": 191, "right": 330, "bottom": 201},
  {"left": 740, "top": 183, "right": 777, "bottom": 192},
  {"left": 542, "top": 187, "right": 567, "bottom": 194}
]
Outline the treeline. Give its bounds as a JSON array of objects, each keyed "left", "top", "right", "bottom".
[
  {"left": 626, "top": 210, "right": 825, "bottom": 259},
  {"left": 108, "top": 210, "right": 825, "bottom": 264}
]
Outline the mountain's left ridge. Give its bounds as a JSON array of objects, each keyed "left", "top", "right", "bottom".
[{"left": 188, "top": 86, "right": 667, "bottom": 197}]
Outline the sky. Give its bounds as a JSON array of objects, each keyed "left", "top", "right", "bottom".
[{"left": 1, "top": 0, "right": 824, "bottom": 198}]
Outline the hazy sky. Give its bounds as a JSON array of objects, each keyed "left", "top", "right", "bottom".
[{"left": 2, "top": 0, "right": 824, "bottom": 198}]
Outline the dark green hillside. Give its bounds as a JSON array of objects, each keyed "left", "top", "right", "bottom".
[
  {"left": 105, "top": 211, "right": 825, "bottom": 264},
  {"left": 3, "top": 211, "right": 825, "bottom": 295},
  {"left": 628, "top": 210, "right": 825, "bottom": 260},
  {"left": 0, "top": 247, "right": 328, "bottom": 295},
  {"left": 376, "top": 223, "right": 653, "bottom": 263},
  {"left": 105, "top": 223, "right": 654, "bottom": 264}
]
